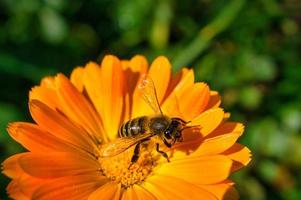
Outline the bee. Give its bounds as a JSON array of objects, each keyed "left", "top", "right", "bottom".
[{"left": 99, "top": 74, "right": 190, "bottom": 166}]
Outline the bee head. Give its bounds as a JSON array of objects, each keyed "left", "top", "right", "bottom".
[{"left": 163, "top": 118, "right": 187, "bottom": 146}]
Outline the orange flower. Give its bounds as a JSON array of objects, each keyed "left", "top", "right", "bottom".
[{"left": 2, "top": 55, "right": 251, "bottom": 200}]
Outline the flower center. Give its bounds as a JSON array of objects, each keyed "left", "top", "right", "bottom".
[{"left": 98, "top": 144, "right": 158, "bottom": 188}]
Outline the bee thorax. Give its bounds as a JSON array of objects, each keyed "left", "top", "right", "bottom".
[{"left": 149, "top": 116, "right": 170, "bottom": 134}]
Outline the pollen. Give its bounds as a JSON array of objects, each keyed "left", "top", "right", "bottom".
[{"left": 99, "top": 145, "right": 157, "bottom": 188}]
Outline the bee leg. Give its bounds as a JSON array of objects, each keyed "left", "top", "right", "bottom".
[
  {"left": 163, "top": 139, "right": 172, "bottom": 148},
  {"left": 128, "top": 142, "right": 141, "bottom": 169},
  {"left": 156, "top": 143, "right": 170, "bottom": 162}
]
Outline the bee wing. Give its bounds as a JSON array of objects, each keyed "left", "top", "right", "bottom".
[
  {"left": 99, "top": 133, "right": 154, "bottom": 157},
  {"left": 138, "top": 74, "right": 163, "bottom": 115}
]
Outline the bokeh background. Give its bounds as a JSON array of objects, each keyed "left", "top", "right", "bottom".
[{"left": 0, "top": 0, "right": 301, "bottom": 199}]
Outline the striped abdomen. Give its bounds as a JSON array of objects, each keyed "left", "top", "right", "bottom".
[{"left": 119, "top": 116, "right": 148, "bottom": 137}]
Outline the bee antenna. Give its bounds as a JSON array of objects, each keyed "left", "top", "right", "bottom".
[
  {"left": 172, "top": 117, "right": 189, "bottom": 125},
  {"left": 180, "top": 124, "right": 200, "bottom": 132},
  {"left": 180, "top": 126, "right": 190, "bottom": 132}
]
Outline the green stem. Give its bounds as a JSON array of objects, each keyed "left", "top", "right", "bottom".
[{"left": 172, "top": 0, "right": 246, "bottom": 71}]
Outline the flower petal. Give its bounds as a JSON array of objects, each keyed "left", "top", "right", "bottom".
[
  {"left": 189, "top": 108, "right": 224, "bottom": 137},
  {"left": 14, "top": 173, "right": 44, "bottom": 198},
  {"left": 125, "top": 56, "right": 149, "bottom": 119},
  {"left": 7, "top": 180, "right": 29, "bottom": 200},
  {"left": 19, "top": 152, "right": 100, "bottom": 179},
  {"left": 7, "top": 122, "right": 79, "bottom": 153},
  {"left": 29, "top": 86, "right": 58, "bottom": 110},
  {"left": 223, "top": 143, "right": 252, "bottom": 172},
  {"left": 29, "top": 100, "right": 96, "bottom": 153},
  {"left": 98, "top": 55, "right": 124, "bottom": 140},
  {"left": 82, "top": 62, "right": 110, "bottom": 138},
  {"left": 164, "top": 68, "right": 193, "bottom": 100},
  {"left": 178, "top": 82, "right": 210, "bottom": 120},
  {"left": 70, "top": 66, "right": 85, "bottom": 92},
  {"left": 32, "top": 174, "right": 108, "bottom": 200},
  {"left": 143, "top": 175, "right": 217, "bottom": 200},
  {"left": 209, "top": 122, "right": 244, "bottom": 138},
  {"left": 5, "top": 165, "right": 45, "bottom": 199},
  {"left": 173, "top": 132, "right": 241, "bottom": 158},
  {"left": 206, "top": 91, "right": 221, "bottom": 109},
  {"left": 82, "top": 62, "right": 102, "bottom": 111},
  {"left": 132, "top": 185, "right": 157, "bottom": 200},
  {"left": 156, "top": 155, "right": 232, "bottom": 184},
  {"left": 55, "top": 74, "right": 105, "bottom": 141},
  {"left": 88, "top": 182, "right": 121, "bottom": 200},
  {"left": 2, "top": 154, "right": 24, "bottom": 179},
  {"left": 162, "top": 69, "right": 194, "bottom": 117},
  {"left": 121, "top": 187, "right": 138, "bottom": 200},
  {"left": 124, "top": 55, "right": 148, "bottom": 95},
  {"left": 193, "top": 133, "right": 241, "bottom": 156},
  {"left": 148, "top": 56, "right": 172, "bottom": 103},
  {"left": 199, "top": 181, "right": 239, "bottom": 200}
]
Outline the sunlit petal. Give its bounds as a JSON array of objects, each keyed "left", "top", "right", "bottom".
[
  {"left": 19, "top": 152, "right": 100, "bottom": 179},
  {"left": 33, "top": 174, "right": 108, "bottom": 200},
  {"left": 156, "top": 155, "right": 232, "bottom": 184},
  {"left": 143, "top": 175, "right": 217, "bottom": 200}
]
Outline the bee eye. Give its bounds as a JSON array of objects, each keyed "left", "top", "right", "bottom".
[{"left": 164, "top": 130, "right": 172, "bottom": 139}]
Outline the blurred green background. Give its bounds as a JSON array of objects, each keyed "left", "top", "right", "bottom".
[{"left": 0, "top": 0, "right": 301, "bottom": 199}]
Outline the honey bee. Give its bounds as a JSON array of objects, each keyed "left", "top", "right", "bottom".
[{"left": 99, "top": 74, "right": 190, "bottom": 166}]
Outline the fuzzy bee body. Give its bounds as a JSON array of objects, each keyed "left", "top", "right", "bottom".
[
  {"left": 119, "top": 115, "right": 172, "bottom": 137},
  {"left": 119, "top": 116, "right": 148, "bottom": 137}
]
